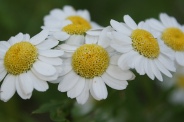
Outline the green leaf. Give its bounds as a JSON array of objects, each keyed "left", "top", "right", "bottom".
[{"left": 32, "top": 100, "right": 63, "bottom": 114}]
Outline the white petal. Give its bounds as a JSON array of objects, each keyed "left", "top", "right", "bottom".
[
  {"left": 98, "top": 26, "right": 113, "bottom": 48},
  {"left": 111, "top": 43, "right": 132, "bottom": 53},
  {"left": 158, "top": 55, "right": 176, "bottom": 72},
  {"left": 170, "top": 17, "right": 180, "bottom": 27},
  {"left": 92, "top": 77, "right": 107, "bottom": 99},
  {"left": 112, "top": 31, "right": 132, "bottom": 44},
  {"left": 175, "top": 52, "right": 184, "bottom": 66},
  {"left": 33, "top": 60, "right": 56, "bottom": 76},
  {"left": 0, "top": 41, "right": 10, "bottom": 49},
  {"left": 23, "top": 34, "right": 30, "bottom": 41},
  {"left": 144, "top": 59, "right": 155, "bottom": 80},
  {"left": 60, "top": 52, "right": 73, "bottom": 58},
  {"left": 58, "top": 71, "right": 79, "bottom": 92},
  {"left": 110, "top": 54, "right": 120, "bottom": 65},
  {"left": 16, "top": 76, "right": 31, "bottom": 99},
  {"left": 106, "top": 65, "right": 134, "bottom": 80},
  {"left": 28, "top": 71, "right": 48, "bottom": 91},
  {"left": 147, "top": 19, "right": 165, "bottom": 31},
  {"left": 124, "top": 15, "right": 138, "bottom": 30},
  {"left": 58, "top": 44, "right": 78, "bottom": 52},
  {"left": 0, "top": 51, "right": 5, "bottom": 59},
  {"left": 86, "top": 29, "right": 102, "bottom": 36},
  {"left": 8, "top": 33, "right": 24, "bottom": 45},
  {"left": 150, "top": 61, "right": 163, "bottom": 81},
  {"left": 43, "top": 19, "right": 63, "bottom": 29},
  {"left": 76, "top": 81, "right": 90, "bottom": 104},
  {"left": 60, "top": 58, "right": 72, "bottom": 75},
  {"left": 53, "top": 31, "right": 70, "bottom": 41},
  {"left": 19, "top": 72, "right": 34, "bottom": 95},
  {"left": 170, "top": 89, "right": 184, "bottom": 104},
  {"left": 118, "top": 54, "right": 130, "bottom": 70},
  {"left": 67, "top": 77, "right": 85, "bottom": 98},
  {"left": 77, "top": 10, "right": 90, "bottom": 21},
  {"left": 8, "top": 36, "right": 22, "bottom": 45},
  {"left": 1, "top": 74, "right": 16, "bottom": 102},
  {"left": 110, "top": 19, "right": 131, "bottom": 35},
  {"left": 60, "top": 64, "right": 72, "bottom": 76},
  {"left": 38, "top": 55, "right": 62, "bottom": 65},
  {"left": 154, "top": 59, "right": 172, "bottom": 77},
  {"left": 15, "top": 33, "right": 24, "bottom": 41},
  {"left": 102, "top": 73, "right": 128, "bottom": 90},
  {"left": 89, "top": 79, "right": 101, "bottom": 100},
  {"left": 31, "top": 68, "right": 58, "bottom": 81},
  {"left": 0, "top": 42, "right": 9, "bottom": 53},
  {"left": 134, "top": 55, "right": 145, "bottom": 75},
  {"left": 118, "top": 51, "right": 137, "bottom": 70},
  {"left": 63, "top": 6, "right": 76, "bottom": 16},
  {"left": 36, "top": 38, "right": 59, "bottom": 50},
  {"left": 30, "top": 30, "right": 49, "bottom": 45},
  {"left": 85, "top": 35, "right": 98, "bottom": 44},
  {"left": 39, "top": 49, "right": 64, "bottom": 57},
  {"left": 0, "top": 63, "right": 5, "bottom": 73},
  {"left": 0, "top": 70, "right": 7, "bottom": 81},
  {"left": 50, "top": 76, "right": 63, "bottom": 84},
  {"left": 50, "top": 9, "right": 66, "bottom": 20},
  {"left": 65, "top": 35, "right": 85, "bottom": 46},
  {"left": 160, "top": 13, "right": 173, "bottom": 27}
]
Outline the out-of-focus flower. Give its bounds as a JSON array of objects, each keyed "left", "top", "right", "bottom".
[
  {"left": 147, "top": 13, "right": 184, "bottom": 66},
  {"left": 110, "top": 15, "right": 175, "bottom": 81},
  {"left": 42, "top": 5, "right": 102, "bottom": 44},
  {"left": 0, "top": 30, "right": 63, "bottom": 102},
  {"left": 163, "top": 66, "right": 184, "bottom": 105}
]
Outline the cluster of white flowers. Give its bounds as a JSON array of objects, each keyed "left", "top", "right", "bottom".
[{"left": 0, "top": 5, "right": 184, "bottom": 104}]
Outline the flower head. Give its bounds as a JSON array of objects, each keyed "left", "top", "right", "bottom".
[
  {"left": 0, "top": 30, "right": 64, "bottom": 102},
  {"left": 147, "top": 13, "right": 184, "bottom": 66},
  {"left": 42, "top": 5, "right": 102, "bottom": 43},
  {"left": 110, "top": 15, "right": 175, "bottom": 81},
  {"left": 56, "top": 27, "right": 135, "bottom": 104},
  {"left": 162, "top": 66, "right": 184, "bottom": 105}
]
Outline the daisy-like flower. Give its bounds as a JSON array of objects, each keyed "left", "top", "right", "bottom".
[
  {"left": 147, "top": 13, "right": 184, "bottom": 66},
  {"left": 162, "top": 66, "right": 184, "bottom": 105},
  {"left": 56, "top": 27, "right": 135, "bottom": 104},
  {"left": 110, "top": 15, "right": 176, "bottom": 81},
  {"left": 42, "top": 5, "right": 101, "bottom": 43},
  {"left": 0, "top": 30, "right": 63, "bottom": 102}
]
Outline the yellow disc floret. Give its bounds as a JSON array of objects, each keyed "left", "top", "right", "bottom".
[
  {"left": 62, "top": 16, "right": 91, "bottom": 35},
  {"left": 131, "top": 29, "right": 160, "bottom": 59},
  {"left": 72, "top": 44, "right": 109, "bottom": 79},
  {"left": 162, "top": 27, "right": 184, "bottom": 51},
  {"left": 176, "top": 75, "right": 184, "bottom": 89},
  {"left": 4, "top": 41, "right": 38, "bottom": 75}
]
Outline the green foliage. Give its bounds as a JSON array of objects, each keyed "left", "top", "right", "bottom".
[
  {"left": 1, "top": 0, "right": 184, "bottom": 122},
  {"left": 33, "top": 100, "right": 73, "bottom": 122}
]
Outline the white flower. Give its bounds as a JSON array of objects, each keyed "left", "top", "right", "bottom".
[
  {"left": 162, "top": 65, "right": 184, "bottom": 105},
  {"left": 56, "top": 27, "right": 135, "bottom": 104},
  {"left": 0, "top": 30, "right": 64, "bottom": 102},
  {"left": 110, "top": 15, "right": 175, "bottom": 81},
  {"left": 147, "top": 13, "right": 184, "bottom": 66},
  {"left": 42, "top": 5, "right": 102, "bottom": 43}
]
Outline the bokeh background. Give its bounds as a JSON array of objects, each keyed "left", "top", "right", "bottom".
[{"left": 1, "top": 0, "right": 184, "bottom": 122}]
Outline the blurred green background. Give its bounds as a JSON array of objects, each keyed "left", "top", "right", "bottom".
[{"left": 1, "top": 0, "right": 184, "bottom": 122}]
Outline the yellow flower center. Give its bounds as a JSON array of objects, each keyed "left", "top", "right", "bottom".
[
  {"left": 4, "top": 41, "right": 38, "bottom": 75},
  {"left": 176, "top": 75, "right": 184, "bottom": 89},
  {"left": 72, "top": 44, "right": 109, "bottom": 79},
  {"left": 131, "top": 29, "right": 160, "bottom": 59},
  {"left": 62, "top": 16, "right": 91, "bottom": 35},
  {"left": 162, "top": 27, "right": 184, "bottom": 51}
]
